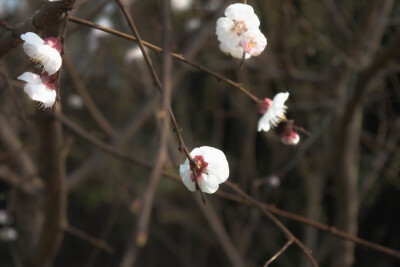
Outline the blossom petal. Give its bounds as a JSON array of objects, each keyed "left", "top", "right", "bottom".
[
  {"left": 21, "top": 32, "right": 45, "bottom": 47},
  {"left": 179, "top": 159, "right": 196, "bottom": 192},
  {"left": 17, "top": 72, "right": 41, "bottom": 84},
  {"left": 35, "top": 45, "right": 62, "bottom": 75},
  {"left": 257, "top": 113, "right": 272, "bottom": 132},
  {"left": 225, "top": 3, "right": 254, "bottom": 20},
  {"left": 199, "top": 178, "right": 219, "bottom": 194},
  {"left": 230, "top": 46, "right": 251, "bottom": 59},
  {"left": 24, "top": 83, "right": 56, "bottom": 108},
  {"left": 272, "top": 92, "right": 289, "bottom": 105}
]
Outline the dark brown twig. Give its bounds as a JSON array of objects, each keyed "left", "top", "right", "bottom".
[
  {"left": 54, "top": 112, "right": 151, "bottom": 168},
  {"left": 67, "top": 17, "right": 260, "bottom": 103},
  {"left": 223, "top": 181, "right": 319, "bottom": 267},
  {"left": 63, "top": 56, "right": 115, "bottom": 137},
  {"left": 264, "top": 240, "right": 293, "bottom": 267},
  {"left": 65, "top": 225, "right": 114, "bottom": 254},
  {"left": 0, "top": 71, "right": 29, "bottom": 128},
  {"left": 56, "top": 113, "right": 400, "bottom": 261},
  {"left": 113, "top": 0, "right": 205, "bottom": 203}
]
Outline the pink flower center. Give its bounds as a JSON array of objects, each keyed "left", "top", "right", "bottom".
[
  {"left": 190, "top": 155, "right": 208, "bottom": 182},
  {"left": 40, "top": 72, "right": 57, "bottom": 90},
  {"left": 259, "top": 98, "right": 272, "bottom": 114},
  {"left": 44, "top": 37, "right": 62, "bottom": 54}
]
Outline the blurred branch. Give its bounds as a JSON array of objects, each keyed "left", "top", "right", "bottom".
[
  {"left": 0, "top": 71, "right": 29, "bottom": 128},
  {"left": 66, "top": 95, "right": 158, "bottom": 191},
  {"left": 55, "top": 112, "right": 151, "bottom": 168},
  {"left": 223, "top": 181, "right": 319, "bottom": 267},
  {"left": 0, "top": 165, "right": 43, "bottom": 195},
  {"left": 116, "top": 0, "right": 173, "bottom": 266},
  {"left": 212, "top": 189, "right": 400, "bottom": 261},
  {"left": 54, "top": 113, "right": 400, "bottom": 261},
  {"left": 322, "top": 0, "right": 352, "bottom": 39},
  {"left": 26, "top": 108, "right": 67, "bottom": 267},
  {"left": 194, "top": 195, "right": 245, "bottom": 267},
  {"left": 63, "top": 55, "right": 116, "bottom": 137},
  {"left": 65, "top": 224, "right": 114, "bottom": 254},
  {"left": 0, "top": 0, "right": 76, "bottom": 58},
  {"left": 359, "top": 119, "right": 400, "bottom": 201}
]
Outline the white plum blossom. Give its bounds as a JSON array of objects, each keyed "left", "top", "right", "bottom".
[
  {"left": 216, "top": 3, "right": 266, "bottom": 59},
  {"left": 21, "top": 32, "right": 62, "bottom": 75},
  {"left": 17, "top": 72, "right": 57, "bottom": 108},
  {"left": 257, "top": 92, "right": 289, "bottom": 132},
  {"left": 240, "top": 29, "right": 267, "bottom": 57},
  {"left": 281, "top": 126, "right": 300, "bottom": 145},
  {"left": 179, "top": 146, "right": 229, "bottom": 194}
]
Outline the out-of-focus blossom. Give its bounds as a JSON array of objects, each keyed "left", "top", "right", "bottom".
[
  {"left": 171, "top": 0, "right": 192, "bottom": 12},
  {"left": 89, "top": 16, "right": 113, "bottom": 52},
  {"left": 179, "top": 146, "right": 229, "bottom": 194},
  {"left": 267, "top": 175, "right": 281, "bottom": 188},
  {"left": 17, "top": 72, "right": 57, "bottom": 108},
  {"left": 0, "top": 210, "right": 11, "bottom": 225},
  {"left": 0, "top": 227, "right": 17, "bottom": 242},
  {"left": 185, "top": 18, "right": 201, "bottom": 32},
  {"left": 258, "top": 92, "right": 289, "bottom": 132},
  {"left": 21, "top": 32, "right": 62, "bottom": 75},
  {"left": 206, "top": 0, "right": 223, "bottom": 11},
  {"left": 67, "top": 94, "right": 84, "bottom": 110},
  {"left": 0, "top": 0, "right": 19, "bottom": 19},
  {"left": 124, "top": 46, "right": 145, "bottom": 64},
  {"left": 281, "top": 125, "right": 300, "bottom": 145}
]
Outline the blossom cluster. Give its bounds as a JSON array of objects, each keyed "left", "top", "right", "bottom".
[
  {"left": 216, "top": 3, "right": 267, "bottom": 59},
  {"left": 180, "top": 3, "right": 299, "bottom": 194},
  {"left": 12, "top": 3, "right": 299, "bottom": 196},
  {"left": 18, "top": 32, "right": 62, "bottom": 108}
]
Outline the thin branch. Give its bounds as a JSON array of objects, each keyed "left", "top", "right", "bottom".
[
  {"left": 54, "top": 112, "right": 151, "bottom": 168},
  {"left": 0, "top": 71, "right": 29, "bottom": 128},
  {"left": 223, "top": 181, "right": 319, "bottom": 267},
  {"left": 264, "top": 239, "right": 293, "bottom": 267},
  {"left": 0, "top": 165, "right": 43, "bottom": 195},
  {"left": 212, "top": 189, "right": 400, "bottom": 260},
  {"left": 63, "top": 56, "right": 115, "bottom": 137},
  {"left": 68, "top": 17, "right": 261, "bottom": 103},
  {"left": 65, "top": 225, "right": 114, "bottom": 254},
  {"left": 133, "top": 0, "right": 172, "bottom": 253},
  {"left": 54, "top": 113, "right": 400, "bottom": 261},
  {"left": 194, "top": 195, "right": 245, "bottom": 267},
  {"left": 112, "top": 0, "right": 205, "bottom": 203},
  {"left": 26, "top": 108, "right": 67, "bottom": 267}
]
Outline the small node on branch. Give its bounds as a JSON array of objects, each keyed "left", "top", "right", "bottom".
[
  {"left": 136, "top": 232, "right": 148, "bottom": 247},
  {"left": 0, "top": 21, "right": 14, "bottom": 31}
]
